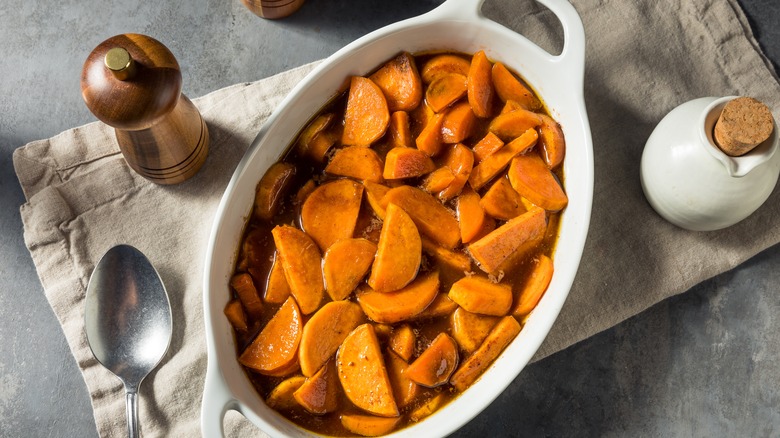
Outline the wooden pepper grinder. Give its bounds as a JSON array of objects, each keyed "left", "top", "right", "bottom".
[{"left": 81, "top": 34, "right": 209, "bottom": 184}]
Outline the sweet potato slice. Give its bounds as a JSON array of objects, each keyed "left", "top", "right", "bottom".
[
  {"left": 271, "top": 226, "right": 324, "bottom": 314},
  {"left": 468, "top": 128, "right": 538, "bottom": 191},
  {"left": 308, "top": 128, "right": 341, "bottom": 163},
  {"left": 265, "top": 254, "right": 291, "bottom": 304},
  {"left": 512, "top": 254, "right": 554, "bottom": 317},
  {"left": 325, "top": 146, "right": 384, "bottom": 183},
  {"left": 239, "top": 297, "right": 302, "bottom": 375},
  {"left": 363, "top": 181, "right": 391, "bottom": 219},
  {"left": 414, "top": 293, "right": 459, "bottom": 320},
  {"left": 300, "top": 179, "right": 364, "bottom": 252},
  {"left": 230, "top": 273, "right": 263, "bottom": 319},
  {"left": 405, "top": 333, "right": 459, "bottom": 388},
  {"left": 341, "top": 413, "right": 402, "bottom": 437},
  {"left": 385, "top": 350, "right": 420, "bottom": 408},
  {"left": 441, "top": 101, "right": 476, "bottom": 144},
  {"left": 537, "top": 113, "right": 566, "bottom": 169},
  {"left": 299, "top": 301, "right": 366, "bottom": 376},
  {"left": 467, "top": 50, "right": 495, "bottom": 118},
  {"left": 472, "top": 131, "right": 505, "bottom": 164},
  {"left": 448, "top": 276, "right": 512, "bottom": 316},
  {"left": 367, "top": 203, "right": 421, "bottom": 292},
  {"left": 294, "top": 359, "right": 340, "bottom": 414},
  {"left": 480, "top": 176, "right": 525, "bottom": 220},
  {"left": 383, "top": 185, "right": 460, "bottom": 249},
  {"left": 488, "top": 107, "right": 543, "bottom": 142},
  {"left": 421, "top": 54, "right": 471, "bottom": 84},
  {"left": 388, "top": 111, "right": 413, "bottom": 149},
  {"left": 369, "top": 52, "right": 422, "bottom": 112},
  {"left": 323, "top": 238, "right": 377, "bottom": 301},
  {"left": 507, "top": 153, "right": 568, "bottom": 211},
  {"left": 420, "top": 237, "right": 471, "bottom": 288},
  {"left": 491, "top": 62, "right": 541, "bottom": 111},
  {"left": 457, "top": 186, "right": 486, "bottom": 244},
  {"left": 438, "top": 143, "right": 474, "bottom": 201},
  {"left": 415, "top": 112, "right": 445, "bottom": 156},
  {"left": 450, "top": 307, "right": 500, "bottom": 354},
  {"left": 358, "top": 270, "right": 439, "bottom": 324},
  {"left": 388, "top": 324, "right": 416, "bottom": 361},
  {"left": 295, "top": 179, "right": 317, "bottom": 205},
  {"left": 342, "top": 76, "right": 390, "bottom": 147},
  {"left": 224, "top": 299, "right": 248, "bottom": 332},
  {"left": 297, "top": 113, "right": 335, "bottom": 158},
  {"left": 426, "top": 73, "right": 467, "bottom": 113},
  {"left": 254, "top": 162, "right": 296, "bottom": 222},
  {"left": 266, "top": 375, "right": 306, "bottom": 410},
  {"left": 422, "top": 167, "right": 456, "bottom": 193},
  {"left": 450, "top": 316, "right": 521, "bottom": 391},
  {"left": 336, "top": 324, "right": 399, "bottom": 417},
  {"left": 500, "top": 99, "right": 524, "bottom": 115},
  {"left": 467, "top": 207, "right": 546, "bottom": 274},
  {"left": 383, "top": 147, "right": 435, "bottom": 180},
  {"left": 409, "top": 394, "right": 446, "bottom": 422}
]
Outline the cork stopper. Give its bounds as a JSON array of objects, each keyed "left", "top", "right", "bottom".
[{"left": 714, "top": 97, "right": 774, "bottom": 156}]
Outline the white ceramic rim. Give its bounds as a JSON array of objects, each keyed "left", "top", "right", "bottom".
[{"left": 201, "top": 0, "right": 594, "bottom": 436}]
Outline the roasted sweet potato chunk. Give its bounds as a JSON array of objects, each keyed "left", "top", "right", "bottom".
[
  {"left": 450, "top": 307, "right": 500, "bottom": 354},
  {"left": 457, "top": 186, "right": 486, "bottom": 244},
  {"left": 230, "top": 273, "right": 263, "bottom": 319},
  {"left": 441, "top": 101, "right": 476, "bottom": 144},
  {"left": 438, "top": 143, "right": 474, "bottom": 201},
  {"left": 224, "top": 299, "right": 248, "bottom": 332},
  {"left": 480, "top": 176, "right": 525, "bottom": 220},
  {"left": 468, "top": 207, "right": 546, "bottom": 274},
  {"left": 264, "top": 254, "right": 291, "bottom": 304},
  {"left": 358, "top": 270, "right": 439, "bottom": 324},
  {"left": 367, "top": 203, "right": 421, "bottom": 292},
  {"left": 472, "top": 131, "right": 505, "bottom": 164},
  {"left": 300, "top": 179, "right": 364, "bottom": 252},
  {"left": 415, "top": 112, "right": 445, "bottom": 156},
  {"left": 325, "top": 146, "right": 384, "bottom": 183},
  {"left": 422, "top": 167, "right": 456, "bottom": 193},
  {"left": 385, "top": 350, "right": 420, "bottom": 408},
  {"left": 537, "top": 113, "right": 566, "bottom": 169},
  {"left": 488, "top": 107, "right": 543, "bottom": 142},
  {"left": 450, "top": 316, "right": 521, "bottom": 391},
  {"left": 294, "top": 359, "right": 340, "bottom": 414},
  {"left": 342, "top": 76, "right": 390, "bottom": 147},
  {"left": 421, "top": 54, "right": 471, "bottom": 84},
  {"left": 362, "top": 181, "right": 391, "bottom": 219},
  {"left": 388, "top": 111, "right": 413, "bottom": 149},
  {"left": 254, "top": 162, "right": 296, "bottom": 222},
  {"left": 299, "top": 301, "right": 366, "bottom": 377},
  {"left": 383, "top": 147, "right": 435, "bottom": 180},
  {"left": 491, "top": 62, "right": 541, "bottom": 111},
  {"left": 414, "top": 293, "right": 459, "bottom": 320},
  {"left": 426, "top": 73, "right": 467, "bottom": 113},
  {"left": 341, "top": 413, "right": 402, "bottom": 437},
  {"left": 448, "top": 276, "right": 513, "bottom": 316},
  {"left": 406, "top": 333, "right": 459, "bottom": 388},
  {"left": 266, "top": 375, "right": 306, "bottom": 410},
  {"left": 336, "top": 324, "right": 399, "bottom": 417},
  {"left": 239, "top": 297, "right": 302, "bottom": 375},
  {"left": 508, "top": 153, "right": 568, "bottom": 211},
  {"left": 383, "top": 185, "right": 460, "bottom": 249},
  {"left": 468, "top": 128, "right": 538, "bottom": 191},
  {"left": 388, "top": 324, "right": 416, "bottom": 362},
  {"left": 369, "top": 52, "right": 422, "bottom": 112},
  {"left": 271, "top": 226, "right": 324, "bottom": 314},
  {"left": 323, "top": 238, "right": 377, "bottom": 301},
  {"left": 409, "top": 393, "right": 446, "bottom": 422},
  {"left": 297, "top": 113, "right": 335, "bottom": 159},
  {"left": 512, "top": 254, "right": 554, "bottom": 317}
]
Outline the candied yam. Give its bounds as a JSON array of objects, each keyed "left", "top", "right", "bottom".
[
  {"left": 438, "top": 143, "right": 474, "bottom": 201},
  {"left": 308, "top": 128, "right": 340, "bottom": 163},
  {"left": 491, "top": 62, "right": 541, "bottom": 111},
  {"left": 295, "top": 179, "right": 317, "bottom": 205},
  {"left": 421, "top": 237, "right": 471, "bottom": 288},
  {"left": 367, "top": 203, "right": 422, "bottom": 292},
  {"left": 369, "top": 52, "right": 422, "bottom": 112},
  {"left": 271, "top": 226, "right": 324, "bottom": 314},
  {"left": 294, "top": 359, "right": 340, "bottom": 414},
  {"left": 325, "top": 146, "right": 384, "bottom": 183},
  {"left": 363, "top": 181, "right": 391, "bottom": 219},
  {"left": 383, "top": 185, "right": 460, "bottom": 249},
  {"left": 358, "top": 271, "right": 439, "bottom": 324},
  {"left": 450, "top": 307, "right": 500, "bottom": 354},
  {"left": 422, "top": 167, "right": 456, "bottom": 193},
  {"left": 299, "top": 301, "right": 366, "bottom": 377},
  {"left": 480, "top": 177, "right": 525, "bottom": 220},
  {"left": 512, "top": 254, "right": 554, "bottom": 317},
  {"left": 421, "top": 54, "right": 471, "bottom": 84},
  {"left": 265, "top": 254, "right": 291, "bottom": 304},
  {"left": 500, "top": 100, "right": 525, "bottom": 115},
  {"left": 473, "top": 215, "right": 497, "bottom": 243},
  {"left": 323, "top": 238, "right": 377, "bottom": 301},
  {"left": 230, "top": 273, "right": 263, "bottom": 319},
  {"left": 467, "top": 207, "right": 546, "bottom": 274},
  {"left": 457, "top": 186, "right": 486, "bottom": 244},
  {"left": 450, "top": 316, "right": 521, "bottom": 391},
  {"left": 342, "top": 76, "right": 390, "bottom": 147},
  {"left": 488, "top": 107, "right": 543, "bottom": 142},
  {"left": 383, "top": 147, "right": 435, "bottom": 180},
  {"left": 425, "top": 73, "right": 467, "bottom": 113},
  {"left": 448, "top": 276, "right": 512, "bottom": 316},
  {"left": 297, "top": 113, "right": 335, "bottom": 157},
  {"left": 224, "top": 299, "right": 248, "bottom": 332},
  {"left": 405, "top": 333, "right": 459, "bottom": 388},
  {"left": 385, "top": 350, "right": 420, "bottom": 408},
  {"left": 388, "top": 111, "right": 413, "bottom": 149},
  {"left": 341, "top": 413, "right": 402, "bottom": 437},
  {"left": 239, "top": 297, "right": 302, "bottom": 375},
  {"left": 253, "top": 162, "right": 296, "bottom": 222},
  {"left": 414, "top": 293, "right": 459, "bottom": 320},
  {"left": 507, "top": 153, "right": 568, "bottom": 211},
  {"left": 409, "top": 393, "right": 446, "bottom": 422},
  {"left": 467, "top": 50, "right": 495, "bottom": 118},
  {"left": 388, "top": 324, "right": 416, "bottom": 361},
  {"left": 266, "top": 375, "right": 306, "bottom": 410},
  {"left": 537, "top": 113, "right": 566, "bottom": 169},
  {"left": 441, "top": 101, "right": 476, "bottom": 144},
  {"left": 468, "top": 128, "right": 538, "bottom": 191},
  {"left": 300, "top": 179, "right": 364, "bottom": 252},
  {"left": 415, "top": 112, "right": 445, "bottom": 156},
  {"left": 336, "top": 324, "right": 399, "bottom": 417},
  {"left": 472, "top": 131, "right": 505, "bottom": 164}
]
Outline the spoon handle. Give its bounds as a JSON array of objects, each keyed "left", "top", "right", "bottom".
[{"left": 126, "top": 391, "right": 139, "bottom": 438}]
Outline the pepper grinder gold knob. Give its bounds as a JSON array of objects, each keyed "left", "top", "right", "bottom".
[{"left": 81, "top": 34, "right": 209, "bottom": 185}]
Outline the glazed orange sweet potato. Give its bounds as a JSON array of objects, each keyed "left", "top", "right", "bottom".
[
  {"left": 426, "top": 73, "right": 467, "bottom": 113},
  {"left": 297, "top": 113, "right": 335, "bottom": 159},
  {"left": 342, "top": 76, "right": 390, "bottom": 147},
  {"left": 388, "top": 111, "right": 414, "bottom": 149},
  {"left": 467, "top": 50, "right": 495, "bottom": 118},
  {"left": 325, "top": 146, "right": 384, "bottom": 183},
  {"left": 468, "top": 206, "right": 546, "bottom": 274},
  {"left": 383, "top": 147, "right": 436, "bottom": 179},
  {"left": 507, "top": 153, "right": 568, "bottom": 211},
  {"left": 359, "top": 270, "right": 439, "bottom": 323},
  {"left": 341, "top": 413, "right": 402, "bottom": 437},
  {"left": 537, "top": 113, "right": 566, "bottom": 169},
  {"left": 230, "top": 273, "right": 263, "bottom": 319},
  {"left": 448, "top": 275, "right": 513, "bottom": 316},
  {"left": 450, "top": 316, "right": 521, "bottom": 391},
  {"left": 491, "top": 62, "right": 541, "bottom": 111},
  {"left": 388, "top": 324, "right": 416, "bottom": 361},
  {"left": 468, "top": 128, "right": 538, "bottom": 191},
  {"left": 264, "top": 254, "right": 291, "bottom": 304},
  {"left": 294, "top": 359, "right": 340, "bottom": 414},
  {"left": 224, "top": 299, "right": 248, "bottom": 332},
  {"left": 488, "top": 107, "right": 543, "bottom": 142},
  {"left": 438, "top": 142, "right": 474, "bottom": 201},
  {"left": 450, "top": 307, "right": 500, "bottom": 354},
  {"left": 441, "top": 101, "right": 476, "bottom": 144},
  {"left": 405, "top": 333, "right": 459, "bottom": 388},
  {"left": 266, "top": 375, "right": 306, "bottom": 410},
  {"left": 385, "top": 350, "right": 420, "bottom": 408},
  {"left": 299, "top": 300, "right": 366, "bottom": 377},
  {"left": 300, "top": 179, "right": 364, "bottom": 251},
  {"left": 421, "top": 54, "right": 471, "bottom": 84},
  {"left": 472, "top": 131, "right": 505, "bottom": 164},
  {"left": 323, "top": 238, "right": 377, "bottom": 301},
  {"left": 383, "top": 185, "right": 460, "bottom": 249},
  {"left": 362, "top": 181, "right": 391, "bottom": 219},
  {"left": 457, "top": 186, "right": 486, "bottom": 244},
  {"left": 512, "top": 254, "right": 554, "bottom": 317},
  {"left": 367, "top": 203, "right": 422, "bottom": 292},
  {"left": 480, "top": 176, "right": 525, "bottom": 220},
  {"left": 422, "top": 167, "right": 456, "bottom": 193},
  {"left": 239, "top": 296, "right": 302, "bottom": 375},
  {"left": 369, "top": 52, "right": 423, "bottom": 112},
  {"left": 271, "top": 226, "right": 324, "bottom": 315},
  {"left": 415, "top": 112, "right": 445, "bottom": 156},
  {"left": 253, "top": 162, "right": 296, "bottom": 222}
]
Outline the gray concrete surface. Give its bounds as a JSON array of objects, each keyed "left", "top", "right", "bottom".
[{"left": 0, "top": 0, "right": 778, "bottom": 437}]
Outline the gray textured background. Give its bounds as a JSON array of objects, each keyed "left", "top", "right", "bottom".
[{"left": 1, "top": 0, "right": 778, "bottom": 437}]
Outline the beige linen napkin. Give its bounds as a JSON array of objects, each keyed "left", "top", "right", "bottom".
[{"left": 13, "top": 0, "right": 780, "bottom": 436}]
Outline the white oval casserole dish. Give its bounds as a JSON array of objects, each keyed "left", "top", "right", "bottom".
[{"left": 202, "top": 0, "right": 594, "bottom": 436}]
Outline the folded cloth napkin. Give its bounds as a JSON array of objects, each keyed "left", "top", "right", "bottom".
[{"left": 13, "top": 0, "right": 780, "bottom": 436}]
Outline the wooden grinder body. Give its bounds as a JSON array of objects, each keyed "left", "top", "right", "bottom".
[{"left": 81, "top": 34, "right": 209, "bottom": 185}]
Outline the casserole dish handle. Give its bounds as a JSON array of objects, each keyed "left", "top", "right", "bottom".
[{"left": 201, "top": 363, "right": 234, "bottom": 437}]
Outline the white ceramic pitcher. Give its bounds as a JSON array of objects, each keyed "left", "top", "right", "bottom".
[{"left": 641, "top": 96, "right": 780, "bottom": 231}]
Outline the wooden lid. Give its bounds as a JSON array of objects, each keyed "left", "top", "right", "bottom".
[
  {"left": 714, "top": 97, "right": 774, "bottom": 156},
  {"left": 81, "top": 34, "right": 182, "bottom": 131}
]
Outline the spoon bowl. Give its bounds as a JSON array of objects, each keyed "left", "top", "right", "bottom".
[{"left": 85, "top": 244, "right": 172, "bottom": 438}]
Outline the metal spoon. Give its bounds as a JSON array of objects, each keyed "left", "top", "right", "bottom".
[{"left": 85, "top": 245, "right": 172, "bottom": 438}]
